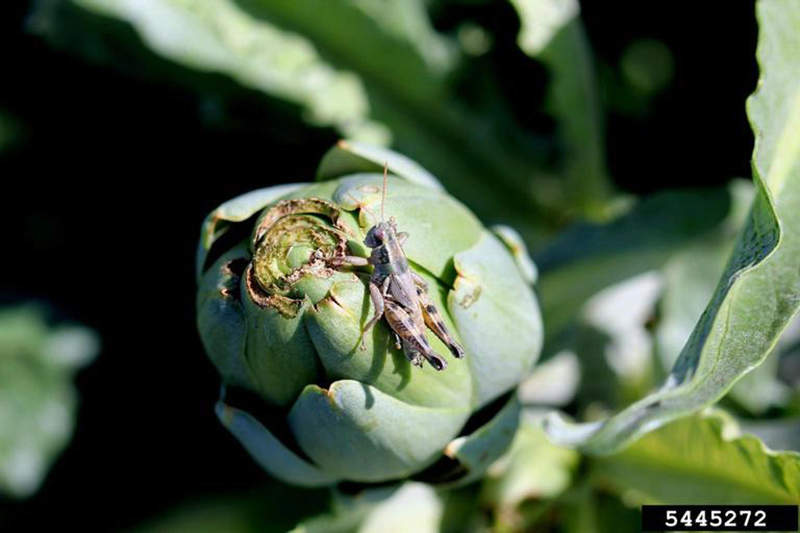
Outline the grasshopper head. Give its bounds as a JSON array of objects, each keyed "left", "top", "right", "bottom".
[{"left": 364, "top": 221, "right": 392, "bottom": 248}]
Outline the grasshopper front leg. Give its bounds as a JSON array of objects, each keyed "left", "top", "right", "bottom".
[
  {"left": 349, "top": 276, "right": 391, "bottom": 351},
  {"left": 363, "top": 276, "right": 391, "bottom": 334},
  {"left": 331, "top": 255, "right": 369, "bottom": 267},
  {"left": 330, "top": 255, "right": 385, "bottom": 350},
  {"left": 412, "top": 273, "right": 465, "bottom": 359}
]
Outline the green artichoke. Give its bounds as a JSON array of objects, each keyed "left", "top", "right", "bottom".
[{"left": 196, "top": 141, "right": 542, "bottom": 486}]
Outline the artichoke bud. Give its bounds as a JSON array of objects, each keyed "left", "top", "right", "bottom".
[{"left": 196, "top": 141, "right": 544, "bottom": 486}]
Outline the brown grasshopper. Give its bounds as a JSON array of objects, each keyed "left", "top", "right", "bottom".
[{"left": 332, "top": 165, "right": 465, "bottom": 370}]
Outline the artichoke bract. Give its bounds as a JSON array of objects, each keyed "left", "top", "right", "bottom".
[{"left": 196, "top": 141, "right": 543, "bottom": 486}]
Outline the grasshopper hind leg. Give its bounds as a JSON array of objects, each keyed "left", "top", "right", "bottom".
[
  {"left": 411, "top": 274, "right": 466, "bottom": 359},
  {"left": 384, "top": 300, "right": 448, "bottom": 371},
  {"left": 422, "top": 348, "right": 447, "bottom": 371}
]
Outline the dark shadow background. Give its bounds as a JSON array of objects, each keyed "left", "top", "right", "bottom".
[{"left": 0, "top": 1, "right": 757, "bottom": 530}]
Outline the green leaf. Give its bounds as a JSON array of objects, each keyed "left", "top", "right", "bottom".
[
  {"left": 287, "top": 380, "right": 469, "bottom": 482},
  {"left": 32, "top": 0, "right": 620, "bottom": 244},
  {"left": 215, "top": 399, "right": 338, "bottom": 487},
  {"left": 0, "top": 306, "right": 98, "bottom": 498},
  {"left": 450, "top": 231, "right": 543, "bottom": 407},
  {"left": 592, "top": 410, "right": 800, "bottom": 504},
  {"left": 570, "top": 272, "right": 663, "bottom": 410},
  {"left": 653, "top": 183, "right": 753, "bottom": 372},
  {"left": 536, "top": 187, "right": 730, "bottom": 343},
  {"left": 355, "top": 483, "right": 443, "bottom": 533},
  {"left": 654, "top": 181, "right": 792, "bottom": 414},
  {"left": 441, "top": 394, "right": 521, "bottom": 486},
  {"left": 78, "top": 0, "right": 392, "bottom": 142},
  {"left": 517, "top": 351, "right": 580, "bottom": 407},
  {"left": 481, "top": 411, "right": 580, "bottom": 509},
  {"left": 535, "top": 272, "right": 664, "bottom": 414},
  {"left": 544, "top": 0, "right": 800, "bottom": 454},
  {"left": 316, "top": 140, "right": 443, "bottom": 191},
  {"left": 510, "top": 0, "right": 611, "bottom": 217},
  {"left": 33, "top": 0, "right": 536, "bottom": 234},
  {"left": 291, "top": 483, "right": 447, "bottom": 533},
  {"left": 490, "top": 225, "right": 538, "bottom": 285}
]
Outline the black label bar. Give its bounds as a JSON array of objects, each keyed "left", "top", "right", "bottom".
[{"left": 641, "top": 505, "right": 798, "bottom": 531}]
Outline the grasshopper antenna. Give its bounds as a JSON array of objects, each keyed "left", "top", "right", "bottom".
[{"left": 381, "top": 162, "right": 388, "bottom": 222}]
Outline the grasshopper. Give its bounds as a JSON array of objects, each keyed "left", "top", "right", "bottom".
[{"left": 332, "top": 165, "right": 465, "bottom": 371}]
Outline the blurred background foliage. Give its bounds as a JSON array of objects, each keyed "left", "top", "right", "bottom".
[
  {"left": 5, "top": 0, "right": 799, "bottom": 531},
  {"left": 0, "top": 305, "right": 98, "bottom": 499}
]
